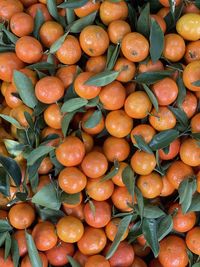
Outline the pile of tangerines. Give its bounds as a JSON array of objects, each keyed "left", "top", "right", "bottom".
[{"left": 0, "top": 0, "right": 200, "bottom": 266}]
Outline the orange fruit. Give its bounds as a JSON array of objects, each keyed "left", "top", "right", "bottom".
[
  {"left": 81, "top": 109, "right": 105, "bottom": 135},
  {"left": 21, "top": 252, "right": 48, "bottom": 267},
  {"left": 62, "top": 192, "right": 83, "bottom": 210},
  {"left": 137, "top": 172, "right": 163, "bottom": 199},
  {"left": 10, "top": 104, "right": 33, "bottom": 127},
  {"left": 131, "top": 256, "right": 147, "bottom": 267},
  {"left": 114, "top": 58, "right": 136, "bottom": 83},
  {"left": 180, "top": 138, "right": 200, "bottom": 167},
  {"left": 157, "top": 7, "right": 170, "bottom": 18},
  {"left": 108, "top": 20, "right": 131, "bottom": 44},
  {"left": 183, "top": 61, "right": 200, "bottom": 92},
  {"left": 80, "top": 25, "right": 109, "bottom": 57},
  {"left": 56, "top": 216, "right": 84, "bottom": 243},
  {"left": 183, "top": 3, "right": 200, "bottom": 14},
  {"left": 36, "top": 175, "right": 51, "bottom": 192},
  {"left": 0, "top": 0, "right": 23, "bottom": 21},
  {"left": 62, "top": 202, "right": 84, "bottom": 221},
  {"left": 85, "top": 255, "right": 110, "bottom": 267},
  {"left": 74, "top": 0, "right": 100, "bottom": 17},
  {"left": 158, "top": 139, "right": 181, "bottom": 160},
  {"left": 13, "top": 230, "right": 28, "bottom": 257},
  {"left": 85, "top": 55, "right": 107, "bottom": 74},
  {"left": 111, "top": 162, "right": 128, "bottom": 187},
  {"left": 105, "top": 218, "right": 129, "bottom": 242},
  {"left": 73, "top": 250, "right": 89, "bottom": 266},
  {"left": 111, "top": 186, "right": 133, "bottom": 212},
  {"left": 12, "top": 68, "right": 38, "bottom": 86},
  {"left": 38, "top": 157, "right": 53, "bottom": 175},
  {"left": 80, "top": 131, "right": 94, "bottom": 153},
  {"left": 133, "top": 243, "right": 151, "bottom": 258},
  {"left": 0, "top": 210, "right": 8, "bottom": 219},
  {"left": 121, "top": 32, "right": 149, "bottom": 62},
  {"left": 191, "top": 112, "right": 200, "bottom": 132},
  {"left": 186, "top": 227, "right": 200, "bottom": 255},
  {"left": 151, "top": 14, "right": 166, "bottom": 33},
  {"left": 0, "top": 248, "right": 14, "bottom": 267},
  {"left": 56, "top": 65, "right": 77, "bottom": 89},
  {"left": 131, "top": 151, "right": 156, "bottom": 175},
  {"left": 131, "top": 124, "right": 156, "bottom": 145},
  {"left": 138, "top": 59, "right": 164, "bottom": 73},
  {"left": 149, "top": 107, "right": 176, "bottom": 131},
  {"left": 27, "top": 3, "right": 51, "bottom": 21},
  {"left": 10, "top": 12, "right": 34, "bottom": 37},
  {"left": 44, "top": 103, "right": 62, "bottom": 129},
  {"left": 184, "top": 40, "right": 200, "bottom": 63},
  {"left": 180, "top": 91, "right": 197, "bottom": 118},
  {"left": 4, "top": 84, "right": 22, "bottom": 108}
]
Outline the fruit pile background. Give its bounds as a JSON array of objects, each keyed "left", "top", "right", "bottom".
[{"left": 0, "top": 0, "right": 199, "bottom": 266}]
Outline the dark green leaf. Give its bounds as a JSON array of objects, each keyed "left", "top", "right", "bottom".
[
  {"left": 133, "top": 135, "right": 153, "bottom": 154},
  {"left": 4, "top": 232, "right": 11, "bottom": 260},
  {"left": 66, "top": 8, "right": 75, "bottom": 24},
  {"left": 27, "top": 146, "right": 55, "bottom": 166},
  {"left": 149, "top": 129, "right": 179, "bottom": 150},
  {"left": 50, "top": 32, "right": 69, "bottom": 54},
  {"left": 85, "top": 70, "right": 119, "bottom": 86},
  {"left": 135, "top": 187, "right": 144, "bottom": 219},
  {"left": 192, "top": 80, "right": 200, "bottom": 86},
  {"left": 150, "top": 18, "right": 164, "bottom": 63},
  {"left": 33, "top": 9, "right": 45, "bottom": 39},
  {"left": 144, "top": 83, "right": 159, "bottom": 112},
  {"left": 122, "top": 165, "right": 135, "bottom": 200},
  {"left": 11, "top": 238, "right": 20, "bottom": 267},
  {"left": 100, "top": 160, "right": 119, "bottom": 182},
  {"left": 0, "top": 220, "right": 12, "bottom": 232},
  {"left": 135, "top": 70, "right": 172, "bottom": 84},
  {"left": 87, "top": 96, "right": 99, "bottom": 107},
  {"left": 4, "top": 139, "right": 25, "bottom": 157},
  {"left": 61, "top": 98, "right": 88, "bottom": 113},
  {"left": 26, "top": 231, "right": 42, "bottom": 267},
  {"left": 47, "top": 0, "right": 59, "bottom": 21},
  {"left": 157, "top": 215, "right": 173, "bottom": 241},
  {"left": 0, "top": 114, "right": 23, "bottom": 129},
  {"left": 188, "top": 193, "right": 200, "bottom": 212},
  {"left": 106, "top": 43, "right": 121, "bottom": 71},
  {"left": 27, "top": 62, "right": 55, "bottom": 71},
  {"left": 164, "top": 3, "right": 183, "bottom": 31},
  {"left": 70, "top": 11, "right": 97, "bottom": 33},
  {"left": 0, "top": 155, "right": 21, "bottom": 187},
  {"left": 143, "top": 205, "right": 165, "bottom": 219},
  {"left": 58, "top": 0, "right": 88, "bottom": 9},
  {"left": 2, "top": 29, "right": 18, "bottom": 44},
  {"left": 60, "top": 192, "right": 81, "bottom": 205},
  {"left": 0, "top": 168, "right": 10, "bottom": 197},
  {"left": 169, "top": 0, "right": 176, "bottom": 20},
  {"left": 62, "top": 112, "right": 75, "bottom": 136},
  {"left": 142, "top": 218, "right": 159, "bottom": 257},
  {"left": 84, "top": 110, "right": 102, "bottom": 129},
  {"left": 195, "top": 0, "right": 200, "bottom": 8},
  {"left": 0, "top": 232, "right": 7, "bottom": 247},
  {"left": 177, "top": 75, "right": 187, "bottom": 108},
  {"left": 137, "top": 3, "right": 150, "bottom": 37},
  {"left": 168, "top": 106, "right": 189, "bottom": 129},
  {"left": 49, "top": 150, "right": 64, "bottom": 176},
  {"left": 32, "top": 183, "right": 61, "bottom": 210},
  {"left": 128, "top": 3, "right": 137, "bottom": 30},
  {"left": 106, "top": 215, "right": 132, "bottom": 259},
  {"left": 67, "top": 256, "right": 81, "bottom": 267},
  {"left": 35, "top": 206, "right": 64, "bottom": 224},
  {"left": 192, "top": 263, "right": 200, "bottom": 267},
  {"left": 64, "top": 84, "right": 78, "bottom": 101}
]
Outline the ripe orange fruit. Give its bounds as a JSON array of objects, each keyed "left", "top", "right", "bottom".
[
  {"left": 105, "top": 218, "right": 129, "bottom": 242},
  {"left": 163, "top": 33, "right": 186, "bottom": 62},
  {"left": 56, "top": 216, "right": 84, "bottom": 243},
  {"left": 111, "top": 186, "right": 133, "bottom": 212},
  {"left": 84, "top": 200, "right": 111, "bottom": 228},
  {"left": 131, "top": 256, "right": 147, "bottom": 267},
  {"left": 8, "top": 203, "right": 35, "bottom": 229},
  {"left": 74, "top": 72, "right": 101, "bottom": 99},
  {"left": 157, "top": 7, "right": 170, "bottom": 18},
  {"left": 56, "top": 136, "right": 85, "bottom": 167},
  {"left": 56, "top": 35, "right": 81, "bottom": 64},
  {"left": 81, "top": 151, "right": 108, "bottom": 178},
  {"left": 114, "top": 58, "right": 136, "bottom": 83},
  {"left": 131, "top": 151, "right": 156, "bottom": 175},
  {"left": 159, "top": 235, "right": 188, "bottom": 267},
  {"left": 185, "top": 40, "right": 200, "bottom": 63},
  {"left": 44, "top": 104, "right": 62, "bottom": 129},
  {"left": 20, "top": 0, "right": 38, "bottom": 7},
  {"left": 0, "top": 248, "right": 14, "bottom": 267},
  {"left": 10, "top": 12, "right": 34, "bottom": 37},
  {"left": 15, "top": 36, "right": 43, "bottom": 64},
  {"left": 10, "top": 104, "right": 33, "bottom": 127},
  {"left": 62, "top": 192, "right": 83, "bottom": 210},
  {"left": 149, "top": 107, "right": 176, "bottom": 131},
  {"left": 81, "top": 109, "right": 105, "bottom": 135},
  {"left": 36, "top": 175, "right": 51, "bottom": 192},
  {"left": 132, "top": 243, "right": 151, "bottom": 258},
  {"left": 111, "top": 161, "right": 128, "bottom": 187},
  {"left": 38, "top": 157, "right": 53, "bottom": 175},
  {"left": 186, "top": 227, "right": 200, "bottom": 255},
  {"left": 108, "top": 20, "right": 131, "bottom": 44},
  {"left": 39, "top": 21, "right": 64, "bottom": 48},
  {"left": 181, "top": 91, "right": 197, "bottom": 118},
  {"left": 169, "top": 203, "right": 196, "bottom": 233},
  {"left": 122, "top": 32, "right": 149, "bottom": 62},
  {"left": 158, "top": 139, "right": 181, "bottom": 160},
  {"left": 0, "top": 210, "right": 8, "bottom": 219},
  {"left": 191, "top": 112, "right": 200, "bottom": 132},
  {"left": 85, "top": 255, "right": 110, "bottom": 267},
  {"left": 21, "top": 252, "right": 48, "bottom": 267},
  {"left": 85, "top": 55, "right": 107, "bottom": 74},
  {"left": 180, "top": 138, "right": 200, "bottom": 167},
  {"left": 62, "top": 202, "right": 84, "bottom": 221},
  {"left": 86, "top": 177, "right": 114, "bottom": 201},
  {"left": 137, "top": 172, "right": 163, "bottom": 199},
  {"left": 80, "top": 25, "right": 109, "bottom": 56},
  {"left": 100, "top": 0, "right": 128, "bottom": 25},
  {"left": 4, "top": 84, "right": 22, "bottom": 108},
  {"left": 74, "top": 0, "right": 100, "bottom": 17},
  {"left": 80, "top": 131, "right": 94, "bottom": 153},
  {"left": 58, "top": 167, "right": 87, "bottom": 194},
  {"left": 35, "top": 76, "right": 64, "bottom": 104},
  {"left": 0, "top": 52, "right": 24, "bottom": 82},
  {"left": 103, "top": 136, "right": 130, "bottom": 162},
  {"left": 56, "top": 65, "right": 77, "bottom": 89},
  {"left": 149, "top": 258, "right": 164, "bottom": 267},
  {"left": 99, "top": 81, "right": 126, "bottom": 110},
  {"left": 27, "top": 3, "right": 51, "bottom": 21},
  {"left": 131, "top": 124, "right": 156, "bottom": 145},
  {"left": 138, "top": 59, "right": 164, "bottom": 73},
  {"left": 73, "top": 250, "right": 89, "bottom": 266},
  {"left": 183, "top": 3, "right": 200, "bottom": 14},
  {"left": 0, "top": 0, "right": 23, "bottom": 21},
  {"left": 183, "top": 61, "right": 200, "bottom": 92},
  {"left": 13, "top": 230, "right": 28, "bottom": 257},
  {"left": 12, "top": 68, "right": 38, "bottom": 86},
  {"left": 151, "top": 14, "right": 167, "bottom": 33},
  {"left": 125, "top": 91, "right": 152, "bottom": 119},
  {"left": 77, "top": 227, "right": 107, "bottom": 256},
  {"left": 166, "top": 160, "right": 194, "bottom": 189}
]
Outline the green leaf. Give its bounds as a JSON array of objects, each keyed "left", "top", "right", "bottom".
[
  {"left": 26, "top": 231, "right": 42, "bottom": 267},
  {"left": 106, "top": 215, "right": 132, "bottom": 259},
  {"left": 62, "top": 112, "right": 75, "bottom": 137},
  {"left": 11, "top": 238, "right": 20, "bottom": 267},
  {"left": 195, "top": 0, "right": 200, "bottom": 8},
  {"left": 67, "top": 256, "right": 81, "bottom": 267},
  {"left": 137, "top": 3, "right": 150, "bottom": 37},
  {"left": 27, "top": 62, "right": 55, "bottom": 71},
  {"left": 0, "top": 168, "right": 10, "bottom": 197},
  {"left": 0, "top": 220, "right": 13, "bottom": 232},
  {"left": 4, "top": 232, "right": 11, "bottom": 260},
  {"left": 50, "top": 32, "right": 69, "bottom": 54},
  {"left": 13, "top": 70, "right": 38, "bottom": 108},
  {"left": 70, "top": 11, "right": 97, "bottom": 33},
  {"left": 100, "top": 160, "right": 119, "bottom": 182},
  {"left": 32, "top": 183, "right": 61, "bottom": 210},
  {"left": 87, "top": 96, "right": 99, "bottom": 107},
  {"left": 127, "top": 3, "right": 137, "bottom": 30},
  {"left": 133, "top": 135, "right": 153, "bottom": 154},
  {"left": 4, "top": 139, "right": 25, "bottom": 157},
  {"left": 85, "top": 70, "right": 119, "bottom": 86},
  {"left": 157, "top": 215, "right": 173, "bottom": 241},
  {"left": 0, "top": 155, "right": 22, "bottom": 187},
  {"left": 84, "top": 110, "right": 102, "bottom": 129},
  {"left": 122, "top": 165, "right": 135, "bottom": 200},
  {"left": 135, "top": 70, "right": 172, "bottom": 84},
  {"left": 168, "top": 106, "right": 189, "bottom": 129},
  {"left": 188, "top": 193, "right": 200, "bottom": 212},
  {"left": 0, "top": 232, "right": 7, "bottom": 247},
  {"left": 106, "top": 43, "right": 121, "bottom": 71},
  {"left": 0, "top": 114, "right": 23, "bottom": 129},
  {"left": 58, "top": 0, "right": 88, "bottom": 8},
  {"left": 192, "top": 80, "right": 200, "bottom": 86},
  {"left": 66, "top": 9, "right": 75, "bottom": 24},
  {"left": 135, "top": 187, "right": 144, "bottom": 219},
  {"left": 61, "top": 98, "right": 88, "bottom": 113},
  {"left": 2, "top": 29, "right": 18, "bottom": 44},
  {"left": 33, "top": 9, "right": 45, "bottom": 39},
  {"left": 47, "top": 0, "right": 59, "bottom": 21},
  {"left": 142, "top": 218, "right": 159, "bottom": 257},
  {"left": 60, "top": 192, "right": 81, "bottom": 205},
  {"left": 150, "top": 18, "right": 164, "bottom": 63},
  {"left": 192, "top": 263, "right": 200, "bottom": 267},
  {"left": 27, "top": 146, "right": 55, "bottom": 166},
  {"left": 169, "top": 0, "right": 176, "bottom": 20},
  {"left": 35, "top": 206, "right": 64, "bottom": 224},
  {"left": 143, "top": 205, "right": 165, "bottom": 219},
  {"left": 149, "top": 129, "right": 179, "bottom": 150},
  {"left": 164, "top": 3, "right": 183, "bottom": 31},
  {"left": 143, "top": 84, "right": 159, "bottom": 112},
  {"left": 177, "top": 75, "right": 187, "bottom": 108}
]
